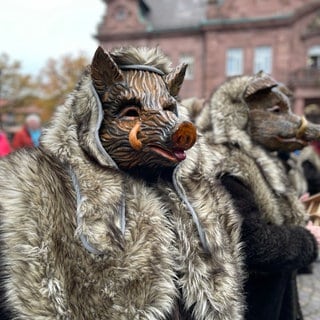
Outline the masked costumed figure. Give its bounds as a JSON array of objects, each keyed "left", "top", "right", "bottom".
[
  {"left": 292, "top": 104, "right": 320, "bottom": 197},
  {"left": 194, "top": 72, "right": 320, "bottom": 320},
  {"left": 0, "top": 47, "right": 244, "bottom": 320}
]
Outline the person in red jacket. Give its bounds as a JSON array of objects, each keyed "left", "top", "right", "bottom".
[
  {"left": 12, "top": 114, "right": 42, "bottom": 150},
  {"left": 0, "top": 129, "right": 11, "bottom": 157}
]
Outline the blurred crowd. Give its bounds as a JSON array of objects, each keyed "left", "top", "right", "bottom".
[{"left": 0, "top": 113, "right": 42, "bottom": 157}]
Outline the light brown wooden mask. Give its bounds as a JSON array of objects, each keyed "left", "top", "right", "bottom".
[
  {"left": 91, "top": 47, "right": 196, "bottom": 170},
  {"left": 244, "top": 73, "right": 320, "bottom": 151}
]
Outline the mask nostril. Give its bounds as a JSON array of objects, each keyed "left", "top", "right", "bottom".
[{"left": 177, "top": 136, "right": 184, "bottom": 145}]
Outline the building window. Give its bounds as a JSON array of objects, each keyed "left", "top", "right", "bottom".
[
  {"left": 307, "top": 46, "right": 320, "bottom": 69},
  {"left": 114, "top": 6, "right": 128, "bottom": 21},
  {"left": 179, "top": 54, "right": 194, "bottom": 80},
  {"left": 254, "top": 46, "right": 272, "bottom": 74},
  {"left": 226, "top": 48, "right": 243, "bottom": 76}
]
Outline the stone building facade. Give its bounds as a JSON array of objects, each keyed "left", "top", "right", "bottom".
[{"left": 95, "top": 0, "right": 320, "bottom": 114}]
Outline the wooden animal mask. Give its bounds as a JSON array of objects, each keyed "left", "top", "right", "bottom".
[
  {"left": 243, "top": 72, "right": 320, "bottom": 152},
  {"left": 91, "top": 46, "right": 197, "bottom": 170}
]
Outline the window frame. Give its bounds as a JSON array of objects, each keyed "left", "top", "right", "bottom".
[
  {"left": 226, "top": 48, "right": 244, "bottom": 77},
  {"left": 253, "top": 46, "right": 273, "bottom": 74}
]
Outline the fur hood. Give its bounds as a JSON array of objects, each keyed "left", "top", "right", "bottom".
[
  {"left": 41, "top": 68, "right": 126, "bottom": 254},
  {"left": 195, "top": 75, "right": 307, "bottom": 226},
  {"left": 296, "top": 145, "right": 320, "bottom": 171},
  {"left": 196, "top": 76, "right": 251, "bottom": 147},
  {"left": 0, "top": 68, "right": 244, "bottom": 319},
  {"left": 289, "top": 145, "right": 320, "bottom": 195}
]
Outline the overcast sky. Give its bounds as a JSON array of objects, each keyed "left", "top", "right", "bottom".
[{"left": 0, "top": 0, "right": 105, "bottom": 75}]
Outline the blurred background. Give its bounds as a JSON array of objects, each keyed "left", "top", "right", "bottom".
[{"left": 1, "top": 0, "right": 320, "bottom": 138}]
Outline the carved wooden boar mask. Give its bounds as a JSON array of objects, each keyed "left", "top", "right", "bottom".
[
  {"left": 91, "top": 46, "right": 196, "bottom": 170},
  {"left": 243, "top": 72, "right": 320, "bottom": 151}
]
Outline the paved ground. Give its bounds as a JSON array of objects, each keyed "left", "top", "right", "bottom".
[{"left": 297, "top": 258, "right": 320, "bottom": 320}]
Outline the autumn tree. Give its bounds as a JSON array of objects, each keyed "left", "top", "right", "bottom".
[
  {"left": 37, "top": 51, "right": 90, "bottom": 120},
  {"left": 0, "top": 51, "right": 90, "bottom": 123},
  {"left": 0, "top": 53, "right": 36, "bottom": 111}
]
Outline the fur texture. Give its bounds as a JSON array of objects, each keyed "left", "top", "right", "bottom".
[
  {"left": 194, "top": 74, "right": 318, "bottom": 320},
  {"left": 195, "top": 75, "right": 308, "bottom": 226},
  {"left": 0, "top": 53, "right": 244, "bottom": 319},
  {"left": 294, "top": 145, "right": 320, "bottom": 195}
]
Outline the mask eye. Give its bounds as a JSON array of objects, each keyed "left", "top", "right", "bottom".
[
  {"left": 163, "top": 100, "right": 178, "bottom": 115},
  {"left": 268, "top": 105, "right": 281, "bottom": 113},
  {"left": 119, "top": 106, "right": 140, "bottom": 120}
]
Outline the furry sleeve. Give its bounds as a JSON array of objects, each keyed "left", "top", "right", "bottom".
[{"left": 221, "top": 175, "right": 318, "bottom": 272}]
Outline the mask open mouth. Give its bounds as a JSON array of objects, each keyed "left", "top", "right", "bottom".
[
  {"left": 149, "top": 145, "right": 186, "bottom": 162},
  {"left": 275, "top": 136, "right": 308, "bottom": 147}
]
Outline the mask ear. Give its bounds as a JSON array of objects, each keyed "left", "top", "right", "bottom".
[
  {"left": 165, "top": 63, "right": 188, "bottom": 97},
  {"left": 277, "top": 83, "right": 293, "bottom": 98},
  {"left": 243, "top": 71, "right": 278, "bottom": 101},
  {"left": 91, "top": 46, "right": 124, "bottom": 97}
]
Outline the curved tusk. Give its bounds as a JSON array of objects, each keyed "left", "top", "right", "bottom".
[
  {"left": 129, "top": 121, "right": 143, "bottom": 150},
  {"left": 296, "top": 116, "right": 308, "bottom": 139}
]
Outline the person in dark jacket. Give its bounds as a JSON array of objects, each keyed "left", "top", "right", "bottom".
[
  {"left": 295, "top": 104, "right": 320, "bottom": 196},
  {"left": 194, "top": 72, "right": 320, "bottom": 320},
  {"left": 221, "top": 174, "right": 319, "bottom": 320}
]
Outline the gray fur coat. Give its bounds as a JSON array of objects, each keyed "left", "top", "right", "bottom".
[
  {"left": 194, "top": 75, "right": 318, "bottom": 320},
  {"left": 0, "top": 71, "right": 244, "bottom": 319}
]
